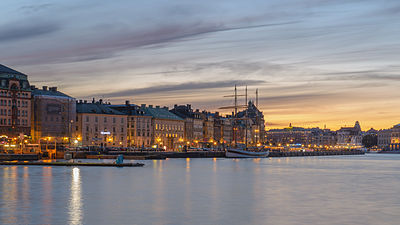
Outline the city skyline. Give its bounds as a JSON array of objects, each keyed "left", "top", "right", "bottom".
[{"left": 1, "top": 1, "right": 400, "bottom": 130}]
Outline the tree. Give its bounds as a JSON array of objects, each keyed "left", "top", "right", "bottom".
[{"left": 362, "top": 134, "right": 377, "bottom": 148}]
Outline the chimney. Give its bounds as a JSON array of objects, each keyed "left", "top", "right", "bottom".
[
  {"left": 125, "top": 100, "right": 130, "bottom": 105},
  {"left": 42, "top": 86, "right": 48, "bottom": 91},
  {"left": 49, "top": 87, "right": 57, "bottom": 92},
  {"left": 156, "top": 106, "right": 160, "bottom": 109},
  {"left": 149, "top": 105, "right": 153, "bottom": 108},
  {"left": 163, "top": 106, "right": 169, "bottom": 110},
  {"left": 30, "top": 85, "right": 35, "bottom": 89},
  {"left": 92, "top": 98, "right": 95, "bottom": 103},
  {"left": 141, "top": 104, "right": 146, "bottom": 108},
  {"left": 84, "top": 100, "right": 87, "bottom": 103},
  {"left": 187, "top": 104, "right": 191, "bottom": 109}
]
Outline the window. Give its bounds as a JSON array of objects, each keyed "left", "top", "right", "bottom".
[
  {"left": 86, "top": 116, "right": 89, "bottom": 122},
  {"left": 121, "top": 118, "right": 124, "bottom": 123},
  {"left": 113, "top": 118, "right": 116, "bottom": 123},
  {"left": 95, "top": 117, "right": 98, "bottom": 122},
  {"left": 104, "top": 117, "right": 107, "bottom": 123}
]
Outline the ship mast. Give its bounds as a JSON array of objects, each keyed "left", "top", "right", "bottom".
[
  {"left": 234, "top": 85, "right": 237, "bottom": 147},
  {"left": 245, "top": 86, "right": 248, "bottom": 149}
]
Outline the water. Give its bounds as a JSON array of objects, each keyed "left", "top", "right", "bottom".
[{"left": 1, "top": 154, "right": 400, "bottom": 225}]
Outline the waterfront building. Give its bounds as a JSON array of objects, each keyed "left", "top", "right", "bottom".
[
  {"left": 0, "top": 64, "right": 32, "bottom": 137},
  {"left": 336, "top": 121, "right": 363, "bottom": 146},
  {"left": 390, "top": 124, "right": 400, "bottom": 150},
  {"left": 236, "top": 101, "right": 265, "bottom": 145},
  {"left": 377, "top": 124, "right": 400, "bottom": 150},
  {"left": 74, "top": 100, "right": 127, "bottom": 147},
  {"left": 221, "top": 117, "right": 233, "bottom": 147},
  {"left": 170, "top": 104, "right": 195, "bottom": 144},
  {"left": 144, "top": 105, "right": 184, "bottom": 150},
  {"left": 213, "top": 112, "right": 223, "bottom": 145},
  {"left": 201, "top": 111, "right": 214, "bottom": 144},
  {"left": 193, "top": 109, "right": 204, "bottom": 146},
  {"left": 110, "top": 101, "right": 153, "bottom": 148},
  {"left": 31, "top": 86, "right": 76, "bottom": 143}
]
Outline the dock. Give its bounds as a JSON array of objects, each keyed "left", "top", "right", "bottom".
[
  {"left": 0, "top": 154, "right": 39, "bottom": 161},
  {"left": 0, "top": 161, "right": 144, "bottom": 167}
]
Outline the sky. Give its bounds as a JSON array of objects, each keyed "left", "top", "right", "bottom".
[{"left": 1, "top": 0, "right": 400, "bottom": 130}]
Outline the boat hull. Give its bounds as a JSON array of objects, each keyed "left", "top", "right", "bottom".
[{"left": 226, "top": 149, "right": 269, "bottom": 158}]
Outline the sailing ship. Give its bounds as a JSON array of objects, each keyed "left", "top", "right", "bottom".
[{"left": 221, "top": 85, "right": 269, "bottom": 158}]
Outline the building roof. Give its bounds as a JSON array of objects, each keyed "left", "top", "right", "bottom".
[
  {"left": 109, "top": 104, "right": 152, "bottom": 117},
  {"left": 0, "top": 64, "right": 26, "bottom": 76},
  {"left": 77, "top": 103, "right": 124, "bottom": 115},
  {"left": 32, "top": 88, "right": 74, "bottom": 99},
  {"left": 145, "top": 107, "right": 183, "bottom": 120}
]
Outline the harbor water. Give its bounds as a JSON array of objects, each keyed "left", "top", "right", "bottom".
[{"left": 1, "top": 154, "right": 400, "bottom": 225}]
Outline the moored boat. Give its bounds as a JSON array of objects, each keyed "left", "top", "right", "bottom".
[{"left": 226, "top": 148, "right": 269, "bottom": 158}]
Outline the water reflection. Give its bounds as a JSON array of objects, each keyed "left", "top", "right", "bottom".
[
  {"left": 42, "top": 167, "right": 53, "bottom": 224},
  {"left": 69, "top": 167, "right": 82, "bottom": 225},
  {"left": 1, "top": 167, "right": 18, "bottom": 224}
]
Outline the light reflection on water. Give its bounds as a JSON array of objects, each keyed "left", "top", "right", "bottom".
[
  {"left": 0, "top": 154, "right": 400, "bottom": 225},
  {"left": 69, "top": 167, "right": 82, "bottom": 225}
]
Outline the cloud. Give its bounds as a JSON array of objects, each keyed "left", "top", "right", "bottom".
[
  {"left": 19, "top": 3, "right": 53, "bottom": 13},
  {"left": 320, "top": 70, "right": 400, "bottom": 82},
  {"left": 0, "top": 22, "right": 60, "bottom": 42},
  {"left": 95, "top": 80, "right": 266, "bottom": 98}
]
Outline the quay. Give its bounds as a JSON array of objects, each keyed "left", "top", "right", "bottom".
[
  {"left": 269, "top": 149, "right": 365, "bottom": 157},
  {"left": 0, "top": 161, "right": 144, "bottom": 167},
  {"left": 0, "top": 154, "right": 39, "bottom": 161}
]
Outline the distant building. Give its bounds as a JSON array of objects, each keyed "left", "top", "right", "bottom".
[
  {"left": 110, "top": 101, "right": 153, "bottom": 148},
  {"left": 266, "top": 125, "right": 312, "bottom": 146},
  {"left": 377, "top": 129, "right": 391, "bottom": 149},
  {"left": 0, "top": 64, "right": 32, "bottom": 137},
  {"left": 144, "top": 105, "right": 184, "bottom": 150},
  {"left": 74, "top": 100, "right": 127, "bottom": 147},
  {"left": 31, "top": 86, "right": 76, "bottom": 143},
  {"left": 266, "top": 125, "right": 337, "bottom": 147},
  {"left": 309, "top": 128, "right": 337, "bottom": 147},
  {"left": 336, "top": 121, "right": 363, "bottom": 146}
]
